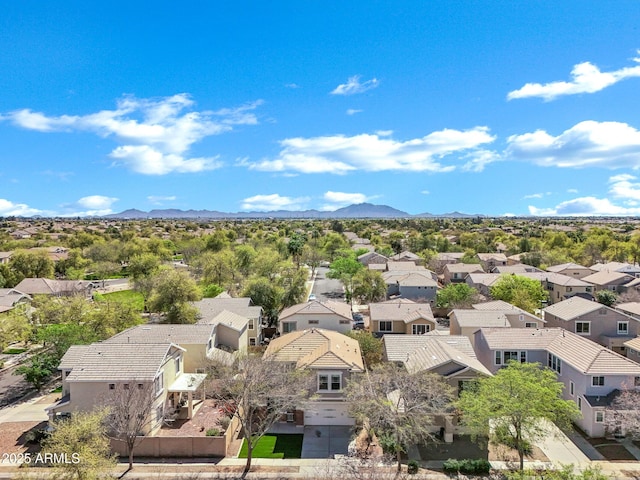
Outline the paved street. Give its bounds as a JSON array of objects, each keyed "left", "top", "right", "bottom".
[{"left": 311, "top": 267, "right": 344, "bottom": 302}]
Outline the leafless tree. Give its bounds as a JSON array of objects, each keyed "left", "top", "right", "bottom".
[
  {"left": 102, "top": 381, "right": 157, "bottom": 472},
  {"left": 207, "top": 354, "right": 313, "bottom": 479},
  {"left": 604, "top": 383, "right": 640, "bottom": 438},
  {"left": 346, "top": 363, "right": 455, "bottom": 473}
]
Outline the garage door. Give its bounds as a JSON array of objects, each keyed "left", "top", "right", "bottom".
[{"left": 304, "top": 401, "right": 354, "bottom": 426}]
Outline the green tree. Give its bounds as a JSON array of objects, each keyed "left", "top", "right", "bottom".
[
  {"left": 347, "top": 363, "right": 455, "bottom": 473},
  {"left": 490, "top": 274, "right": 548, "bottom": 313},
  {"left": 37, "top": 323, "right": 99, "bottom": 360},
  {"left": 436, "top": 283, "right": 480, "bottom": 310},
  {"left": 0, "top": 307, "right": 32, "bottom": 351},
  {"left": 14, "top": 353, "right": 59, "bottom": 391},
  {"left": 127, "top": 252, "right": 161, "bottom": 280},
  {"left": 345, "top": 331, "right": 383, "bottom": 369},
  {"left": 457, "top": 362, "right": 581, "bottom": 471},
  {"left": 327, "top": 256, "right": 364, "bottom": 305},
  {"left": 596, "top": 290, "right": 617, "bottom": 307},
  {"left": 148, "top": 269, "right": 202, "bottom": 323},
  {"left": 43, "top": 409, "right": 116, "bottom": 480},
  {"left": 243, "top": 277, "right": 283, "bottom": 326},
  {"left": 351, "top": 269, "right": 387, "bottom": 304},
  {"left": 287, "top": 233, "right": 307, "bottom": 267},
  {"left": 9, "top": 249, "right": 54, "bottom": 280}
]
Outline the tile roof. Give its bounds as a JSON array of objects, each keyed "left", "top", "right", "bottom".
[
  {"left": 582, "top": 271, "right": 635, "bottom": 286},
  {"left": 63, "top": 343, "right": 183, "bottom": 382},
  {"left": 546, "top": 263, "right": 593, "bottom": 273},
  {"left": 14, "top": 278, "right": 90, "bottom": 295},
  {"left": 370, "top": 300, "right": 435, "bottom": 323},
  {"left": 616, "top": 303, "right": 640, "bottom": 317},
  {"left": 104, "top": 324, "right": 215, "bottom": 345},
  {"left": 279, "top": 300, "right": 352, "bottom": 321},
  {"left": 404, "top": 339, "right": 491, "bottom": 377},
  {"left": 480, "top": 328, "right": 640, "bottom": 375},
  {"left": 193, "top": 297, "right": 262, "bottom": 321},
  {"left": 383, "top": 334, "right": 476, "bottom": 362},
  {"left": 264, "top": 328, "right": 364, "bottom": 372},
  {"left": 445, "top": 264, "right": 484, "bottom": 274},
  {"left": 543, "top": 296, "right": 606, "bottom": 321}
]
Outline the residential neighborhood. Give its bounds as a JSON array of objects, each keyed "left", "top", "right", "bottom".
[{"left": 4, "top": 217, "right": 640, "bottom": 478}]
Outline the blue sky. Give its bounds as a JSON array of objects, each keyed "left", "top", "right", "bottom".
[{"left": 2, "top": 1, "right": 640, "bottom": 217}]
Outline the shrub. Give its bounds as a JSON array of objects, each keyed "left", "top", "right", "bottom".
[
  {"left": 443, "top": 458, "right": 491, "bottom": 475},
  {"left": 407, "top": 459, "right": 419, "bottom": 474},
  {"left": 205, "top": 428, "right": 222, "bottom": 437},
  {"left": 218, "top": 415, "right": 231, "bottom": 431},
  {"left": 24, "top": 428, "right": 50, "bottom": 445}
]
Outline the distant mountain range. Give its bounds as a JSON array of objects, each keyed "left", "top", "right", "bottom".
[{"left": 104, "top": 203, "right": 484, "bottom": 219}]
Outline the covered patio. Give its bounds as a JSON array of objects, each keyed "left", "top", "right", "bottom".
[{"left": 166, "top": 373, "right": 207, "bottom": 420}]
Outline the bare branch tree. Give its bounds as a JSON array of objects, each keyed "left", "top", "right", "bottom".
[
  {"left": 346, "top": 363, "right": 455, "bottom": 473},
  {"left": 206, "top": 354, "right": 313, "bottom": 478},
  {"left": 102, "top": 381, "right": 157, "bottom": 472},
  {"left": 604, "top": 383, "right": 640, "bottom": 438}
]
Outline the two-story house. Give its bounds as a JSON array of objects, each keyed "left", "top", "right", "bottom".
[
  {"left": 193, "top": 294, "right": 263, "bottom": 346},
  {"left": 47, "top": 342, "right": 206, "bottom": 434},
  {"left": 442, "top": 263, "right": 484, "bottom": 285},
  {"left": 473, "top": 327, "right": 640, "bottom": 437},
  {"left": 263, "top": 328, "right": 364, "bottom": 426},
  {"left": 543, "top": 296, "right": 640, "bottom": 353},
  {"left": 546, "top": 263, "right": 595, "bottom": 280},
  {"left": 278, "top": 300, "right": 353, "bottom": 335},
  {"left": 369, "top": 299, "right": 436, "bottom": 336},
  {"left": 476, "top": 253, "right": 508, "bottom": 271}
]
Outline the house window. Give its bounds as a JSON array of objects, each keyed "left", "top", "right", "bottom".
[
  {"left": 282, "top": 322, "right": 296, "bottom": 333},
  {"left": 618, "top": 322, "right": 629, "bottom": 335},
  {"left": 495, "top": 351, "right": 502, "bottom": 365},
  {"left": 595, "top": 411, "right": 604, "bottom": 423},
  {"left": 156, "top": 405, "right": 163, "bottom": 425},
  {"left": 308, "top": 320, "right": 319, "bottom": 325},
  {"left": 525, "top": 322, "right": 536, "bottom": 328},
  {"left": 108, "top": 383, "right": 115, "bottom": 390},
  {"left": 248, "top": 319, "right": 255, "bottom": 330},
  {"left": 318, "top": 373, "right": 342, "bottom": 392},
  {"left": 379, "top": 321, "right": 392, "bottom": 332},
  {"left": 577, "top": 397, "right": 582, "bottom": 410},
  {"left": 575, "top": 322, "right": 590, "bottom": 335},
  {"left": 138, "top": 383, "right": 144, "bottom": 390},
  {"left": 175, "top": 356, "right": 181, "bottom": 374},
  {"left": 599, "top": 308, "right": 607, "bottom": 315},
  {"left": 586, "top": 287, "right": 592, "bottom": 292},
  {"left": 154, "top": 371, "right": 164, "bottom": 396},
  {"left": 592, "top": 376, "right": 605, "bottom": 387},
  {"left": 123, "top": 383, "right": 130, "bottom": 390},
  {"left": 570, "top": 381, "right": 574, "bottom": 396},
  {"left": 412, "top": 324, "right": 430, "bottom": 335},
  {"left": 567, "top": 287, "right": 573, "bottom": 292},
  {"left": 249, "top": 337, "right": 256, "bottom": 346},
  {"left": 339, "top": 320, "right": 351, "bottom": 324},
  {"left": 548, "top": 353, "right": 561, "bottom": 374}
]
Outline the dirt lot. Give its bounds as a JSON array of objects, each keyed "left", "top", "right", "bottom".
[
  {"left": 157, "top": 399, "right": 226, "bottom": 437},
  {"left": 587, "top": 439, "right": 637, "bottom": 461},
  {"left": 0, "top": 421, "right": 46, "bottom": 455}
]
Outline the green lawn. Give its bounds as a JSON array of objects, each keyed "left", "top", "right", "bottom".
[
  {"left": 2, "top": 348, "right": 26, "bottom": 354},
  {"left": 238, "top": 434, "right": 303, "bottom": 459},
  {"left": 98, "top": 290, "right": 145, "bottom": 312}
]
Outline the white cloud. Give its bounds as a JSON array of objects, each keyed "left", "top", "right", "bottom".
[
  {"left": 346, "top": 109, "right": 362, "bottom": 115},
  {"left": 285, "top": 83, "right": 300, "bottom": 89},
  {"left": 506, "top": 121, "right": 640, "bottom": 169},
  {"left": 240, "top": 194, "right": 310, "bottom": 211},
  {"left": 508, "top": 53, "right": 640, "bottom": 101},
  {"left": 3, "top": 94, "right": 261, "bottom": 175},
  {"left": 0, "top": 199, "right": 43, "bottom": 216},
  {"left": 567, "top": 188, "right": 579, "bottom": 193},
  {"left": 331, "top": 76, "right": 379, "bottom": 95},
  {"left": 421, "top": 190, "right": 430, "bottom": 195},
  {"left": 77, "top": 195, "right": 118, "bottom": 210},
  {"left": 320, "top": 191, "right": 378, "bottom": 210},
  {"left": 247, "top": 127, "right": 496, "bottom": 174},
  {"left": 58, "top": 195, "right": 119, "bottom": 217},
  {"left": 523, "top": 193, "right": 544, "bottom": 199},
  {"left": 528, "top": 174, "right": 640, "bottom": 216},
  {"left": 147, "top": 195, "right": 177, "bottom": 205}
]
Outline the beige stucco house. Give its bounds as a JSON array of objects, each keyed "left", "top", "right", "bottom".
[
  {"left": 278, "top": 300, "right": 353, "bottom": 335},
  {"left": 264, "top": 328, "right": 364, "bottom": 426},
  {"left": 369, "top": 299, "right": 436, "bottom": 336}
]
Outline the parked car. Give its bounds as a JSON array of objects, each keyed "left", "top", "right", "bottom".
[
  {"left": 308, "top": 293, "right": 316, "bottom": 301},
  {"left": 352, "top": 312, "right": 363, "bottom": 321},
  {"left": 353, "top": 320, "right": 365, "bottom": 330}
]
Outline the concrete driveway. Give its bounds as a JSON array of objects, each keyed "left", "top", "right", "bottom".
[{"left": 301, "top": 425, "right": 353, "bottom": 458}]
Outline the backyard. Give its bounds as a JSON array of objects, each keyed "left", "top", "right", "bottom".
[{"left": 238, "top": 434, "right": 304, "bottom": 459}]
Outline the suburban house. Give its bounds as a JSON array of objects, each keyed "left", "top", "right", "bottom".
[
  {"left": 195, "top": 310, "right": 250, "bottom": 350},
  {"left": 0, "top": 288, "right": 32, "bottom": 314},
  {"left": 0, "top": 252, "right": 12, "bottom": 265},
  {"left": 543, "top": 296, "right": 640, "bottom": 353},
  {"left": 382, "top": 333, "right": 491, "bottom": 442},
  {"left": 103, "top": 324, "right": 233, "bottom": 373},
  {"left": 491, "top": 265, "right": 543, "bottom": 274},
  {"left": 616, "top": 302, "right": 640, "bottom": 320},
  {"left": 357, "top": 251, "right": 388, "bottom": 266},
  {"left": 473, "top": 327, "right": 640, "bottom": 437},
  {"left": 47, "top": 342, "right": 206, "bottom": 434},
  {"left": 13, "top": 278, "right": 94, "bottom": 297},
  {"left": 431, "top": 252, "right": 466, "bottom": 272},
  {"left": 389, "top": 251, "right": 422, "bottom": 264},
  {"left": 442, "top": 263, "right": 484, "bottom": 285},
  {"left": 382, "top": 270, "right": 438, "bottom": 302},
  {"left": 449, "top": 302, "right": 543, "bottom": 345},
  {"left": 581, "top": 271, "right": 636, "bottom": 294},
  {"left": 278, "top": 300, "right": 353, "bottom": 335},
  {"left": 591, "top": 262, "right": 640, "bottom": 278},
  {"left": 194, "top": 294, "right": 262, "bottom": 346},
  {"left": 476, "top": 253, "right": 508, "bottom": 271},
  {"left": 369, "top": 299, "right": 436, "bottom": 336},
  {"left": 465, "top": 273, "right": 501, "bottom": 296},
  {"left": 263, "top": 328, "right": 365, "bottom": 426},
  {"left": 547, "top": 263, "right": 595, "bottom": 280}
]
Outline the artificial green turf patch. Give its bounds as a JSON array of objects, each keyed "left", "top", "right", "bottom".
[{"left": 238, "top": 434, "right": 303, "bottom": 459}]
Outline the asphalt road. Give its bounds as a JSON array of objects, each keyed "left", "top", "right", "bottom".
[
  {"left": 312, "top": 267, "right": 345, "bottom": 301},
  {"left": 0, "top": 365, "right": 33, "bottom": 408}
]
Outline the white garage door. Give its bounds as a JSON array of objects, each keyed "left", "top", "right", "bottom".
[{"left": 304, "top": 401, "right": 354, "bottom": 426}]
